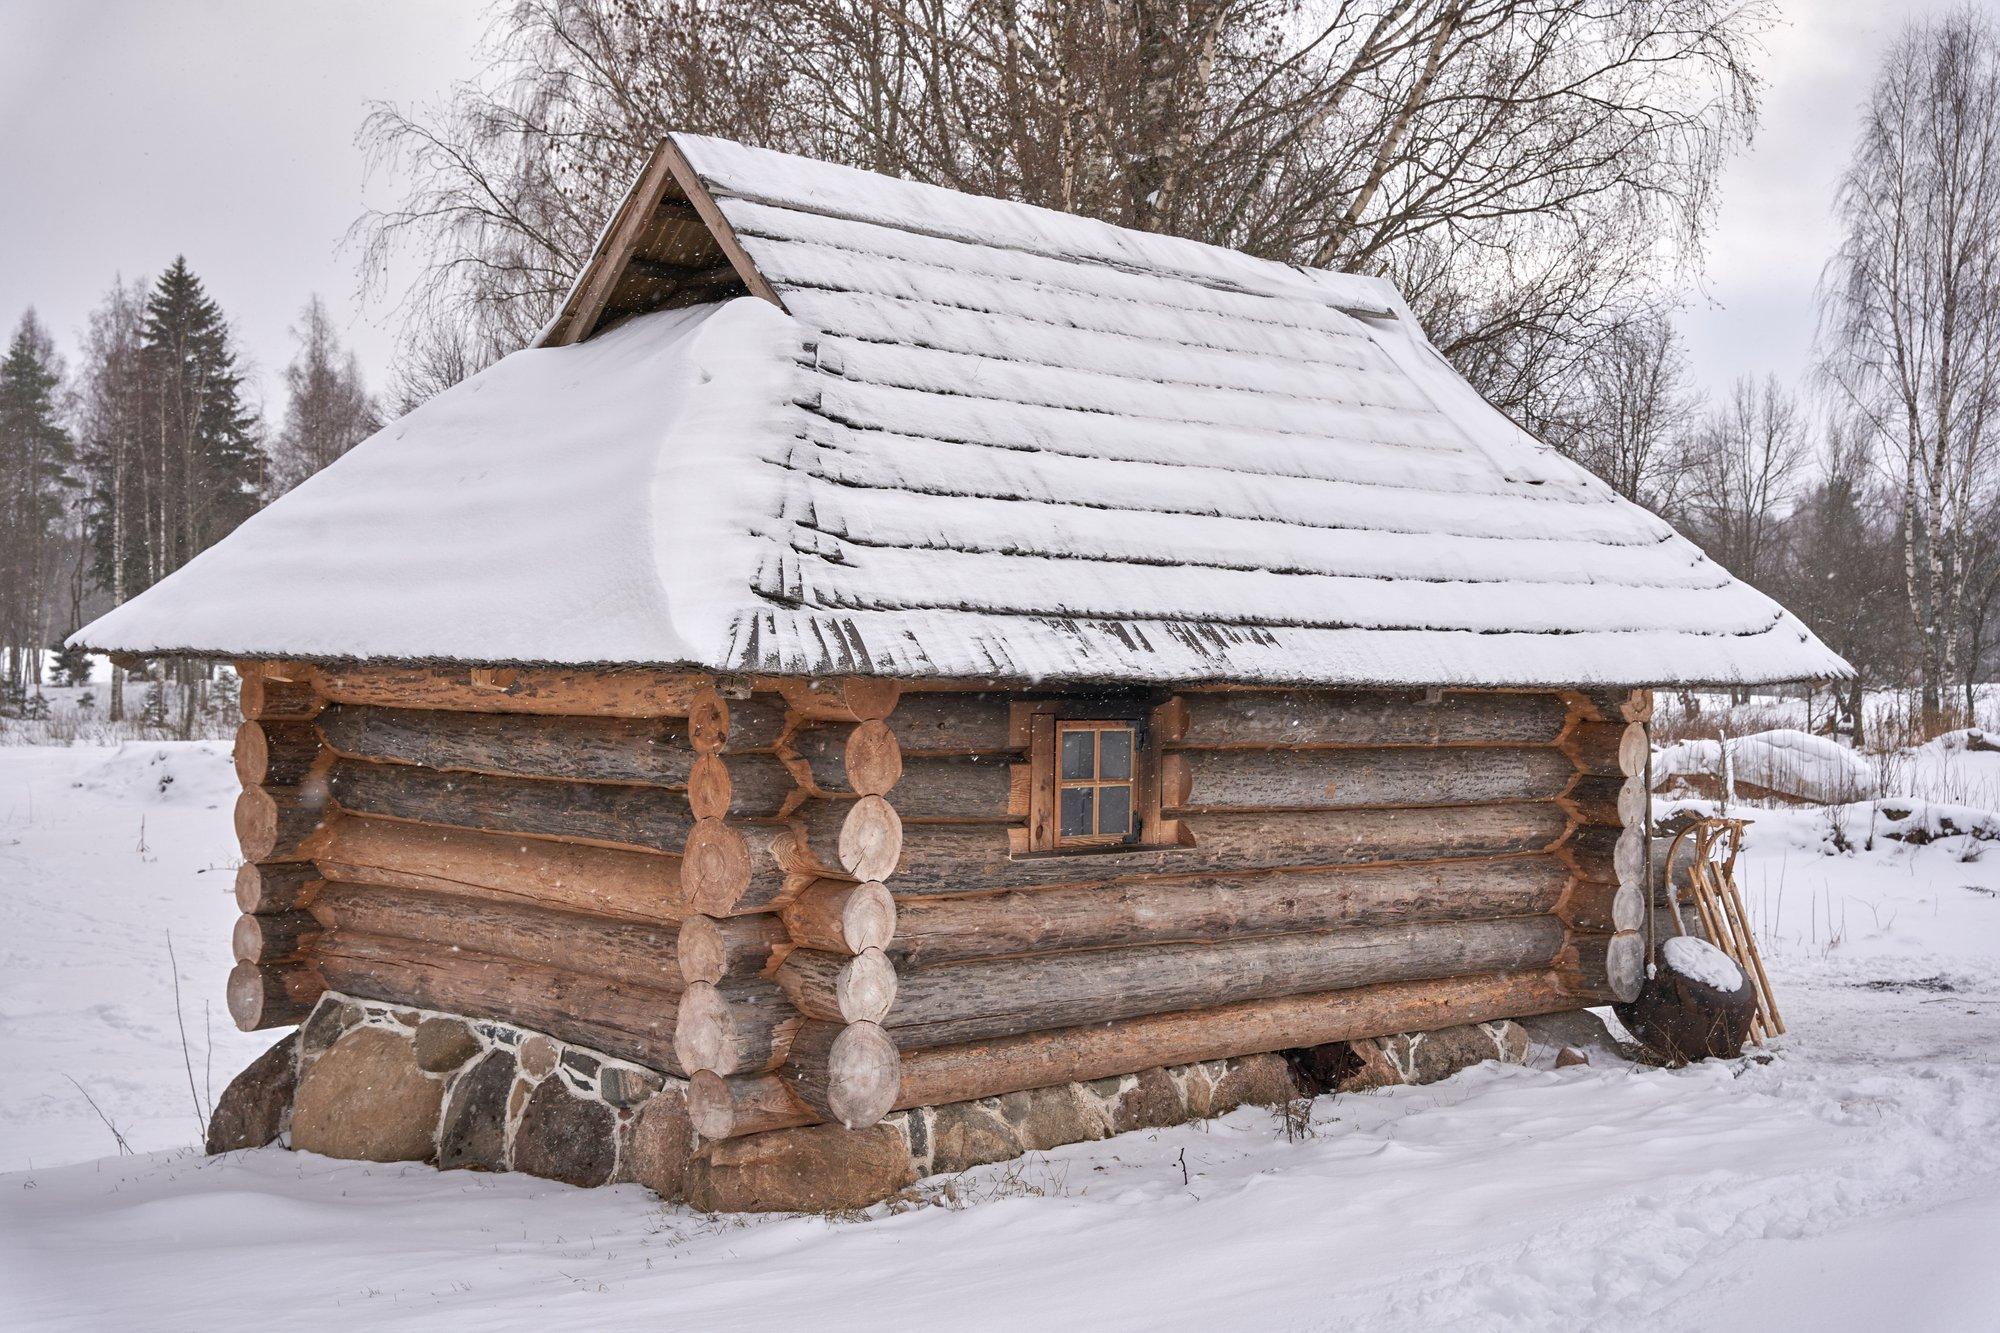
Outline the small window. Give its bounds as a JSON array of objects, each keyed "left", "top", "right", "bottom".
[{"left": 1037, "top": 718, "right": 1144, "bottom": 849}]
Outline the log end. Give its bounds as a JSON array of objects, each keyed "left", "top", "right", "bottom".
[
  {"left": 838, "top": 795, "right": 903, "bottom": 882},
  {"left": 683, "top": 820, "right": 751, "bottom": 916},
  {"left": 226, "top": 960, "right": 322, "bottom": 1031}
]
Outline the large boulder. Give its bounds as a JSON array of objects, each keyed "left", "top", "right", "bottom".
[
  {"left": 629, "top": 1087, "right": 696, "bottom": 1200},
  {"left": 687, "top": 1123, "right": 915, "bottom": 1212},
  {"left": 206, "top": 1034, "right": 297, "bottom": 1154},
  {"left": 437, "top": 1050, "right": 516, "bottom": 1172},
  {"left": 291, "top": 1026, "right": 442, "bottom": 1163},
  {"left": 511, "top": 1077, "right": 617, "bottom": 1187},
  {"left": 412, "top": 1018, "right": 481, "bottom": 1073}
]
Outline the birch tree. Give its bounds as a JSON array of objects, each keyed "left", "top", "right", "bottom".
[
  {"left": 269, "top": 296, "right": 380, "bottom": 495},
  {"left": 1822, "top": 7, "right": 2000, "bottom": 720}
]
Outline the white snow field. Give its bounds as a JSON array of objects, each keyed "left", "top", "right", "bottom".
[{"left": 5, "top": 742, "right": 2000, "bottom": 1330}]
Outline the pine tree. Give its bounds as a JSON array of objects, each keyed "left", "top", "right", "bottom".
[
  {"left": 270, "top": 295, "right": 380, "bottom": 494},
  {"left": 0, "top": 309, "right": 76, "bottom": 698}
]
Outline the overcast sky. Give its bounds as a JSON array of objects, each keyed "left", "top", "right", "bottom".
[{"left": 0, "top": 0, "right": 1985, "bottom": 421}]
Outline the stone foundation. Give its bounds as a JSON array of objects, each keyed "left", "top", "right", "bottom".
[{"left": 211, "top": 992, "right": 1543, "bottom": 1212}]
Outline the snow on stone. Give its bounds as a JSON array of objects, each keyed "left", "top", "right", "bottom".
[
  {"left": 1661, "top": 934, "right": 1745, "bottom": 991},
  {"left": 75, "top": 135, "right": 1849, "bottom": 687},
  {"left": 1656, "top": 728, "right": 1876, "bottom": 803}
]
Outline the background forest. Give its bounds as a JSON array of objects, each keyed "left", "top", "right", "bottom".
[{"left": 4, "top": 0, "right": 1998, "bottom": 741}]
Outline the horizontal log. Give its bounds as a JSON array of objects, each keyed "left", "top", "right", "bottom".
[
  {"left": 315, "top": 815, "right": 680, "bottom": 923},
  {"left": 226, "top": 960, "right": 324, "bottom": 1030},
  {"left": 780, "top": 880, "right": 897, "bottom": 955},
  {"left": 682, "top": 820, "right": 795, "bottom": 916},
  {"left": 234, "top": 720, "right": 319, "bottom": 787},
  {"left": 1560, "top": 774, "right": 1624, "bottom": 827},
  {"left": 892, "top": 857, "right": 1569, "bottom": 965},
  {"left": 673, "top": 979, "right": 798, "bottom": 1075},
  {"left": 776, "top": 947, "right": 897, "bottom": 1024},
  {"left": 872, "top": 692, "right": 1018, "bottom": 755},
  {"left": 315, "top": 705, "right": 797, "bottom": 806},
  {"left": 232, "top": 911, "right": 321, "bottom": 964},
  {"left": 239, "top": 671, "right": 322, "bottom": 722},
  {"left": 314, "top": 929, "right": 684, "bottom": 1073},
  {"left": 774, "top": 797, "right": 904, "bottom": 883},
  {"left": 791, "top": 743, "right": 1012, "bottom": 817},
  {"left": 235, "top": 785, "right": 332, "bottom": 863},
  {"left": 1564, "top": 720, "right": 1648, "bottom": 777},
  {"left": 311, "top": 664, "right": 711, "bottom": 718},
  {"left": 705, "top": 968, "right": 1573, "bottom": 1137},
  {"left": 888, "top": 915, "right": 1567, "bottom": 1049},
  {"left": 235, "top": 861, "right": 319, "bottom": 914},
  {"left": 328, "top": 759, "right": 695, "bottom": 853},
  {"left": 884, "top": 803, "right": 1570, "bottom": 895},
  {"left": 687, "top": 1068, "right": 814, "bottom": 1141},
  {"left": 782, "top": 1019, "right": 901, "bottom": 1129},
  {"left": 773, "top": 677, "right": 901, "bottom": 723},
  {"left": 308, "top": 880, "right": 682, "bottom": 992},
  {"left": 1164, "top": 690, "right": 1569, "bottom": 749},
  {"left": 1164, "top": 745, "right": 1577, "bottom": 813},
  {"left": 677, "top": 912, "right": 788, "bottom": 984},
  {"left": 1558, "top": 877, "right": 1618, "bottom": 932}
]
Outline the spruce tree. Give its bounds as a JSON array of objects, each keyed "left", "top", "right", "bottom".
[
  {"left": 0, "top": 309, "right": 76, "bottom": 697},
  {"left": 132, "top": 257, "right": 264, "bottom": 591}
]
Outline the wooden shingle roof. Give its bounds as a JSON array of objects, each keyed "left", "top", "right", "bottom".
[{"left": 77, "top": 135, "right": 1848, "bottom": 686}]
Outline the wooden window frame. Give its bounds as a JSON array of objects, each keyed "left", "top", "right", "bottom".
[{"left": 1025, "top": 700, "right": 1166, "bottom": 854}]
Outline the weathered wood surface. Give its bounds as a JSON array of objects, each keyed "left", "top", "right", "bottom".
[
  {"left": 311, "top": 665, "right": 710, "bottom": 718},
  {"left": 677, "top": 912, "right": 789, "bottom": 984},
  {"left": 235, "top": 861, "right": 319, "bottom": 914},
  {"left": 888, "top": 915, "right": 1566, "bottom": 1049},
  {"left": 316, "top": 815, "right": 682, "bottom": 923},
  {"left": 1163, "top": 690, "right": 1569, "bottom": 749},
  {"left": 308, "top": 881, "right": 683, "bottom": 992},
  {"left": 891, "top": 858, "right": 1569, "bottom": 965},
  {"left": 328, "top": 759, "right": 696, "bottom": 853},
  {"left": 869, "top": 692, "right": 1017, "bottom": 754},
  {"left": 235, "top": 786, "right": 331, "bottom": 863},
  {"left": 782, "top": 1019, "right": 901, "bottom": 1129},
  {"left": 239, "top": 670, "right": 322, "bottom": 722},
  {"left": 234, "top": 720, "right": 320, "bottom": 787},
  {"left": 315, "top": 929, "right": 685, "bottom": 1072},
  {"left": 317, "top": 703, "right": 794, "bottom": 795},
  {"left": 687, "top": 1068, "right": 814, "bottom": 1141},
  {"left": 232, "top": 911, "right": 321, "bottom": 964},
  {"left": 776, "top": 947, "right": 898, "bottom": 1024},
  {"left": 791, "top": 745, "right": 1011, "bottom": 817},
  {"left": 226, "top": 960, "right": 325, "bottom": 1030},
  {"left": 1163, "top": 745, "right": 1576, "bottom": 813},
  {"left": 682, "top": 821, "right": 794, "bottom": 916},
  {"left": 703, "top": 967, "right": 1573, "bottom": 1137},
  {"left": 773, "top": 677, "right": 901, "bottom": 723},
  {"left": 1560, "top": 774, "right": 1625, "bottom": 827},
  {"left": 673, "top": 979, "right": 798, "bottom": 1075},
  {"left": 883, "top": 803, "right": 1570, "bottom": 895},
  {"left": 774, "top": 798, "right": 906, "bottom": 883},
  {"left": 781, "top": 880, "right": 897, "bottom": 955}
]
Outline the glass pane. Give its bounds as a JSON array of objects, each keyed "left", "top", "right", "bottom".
[
  {"left": 1098, "top": 783, "right": 1132, "bottom": 836},
  {"left": 1060, "top": 786, "right": 1094, "bottom": 837},
  {"left": 1060, "top": 729, "right": 1096, "bottom": 780},
  {"left": 1099, "top": 728, "right": 1133, "bottom": 780}
]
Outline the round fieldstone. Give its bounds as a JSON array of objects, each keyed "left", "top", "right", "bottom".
[
  {"left": 927, "top": 1099, "right": 1024, "bottom": 1175},
  {"left": 517, "top": 1035, "right": 558, "bottom": 1079},
  {"left": 413, "top": 1018, "right": 481, "bottom": 1073},
  {"left": 629, "top": 1088, "right": 696, "bottom": 1199},
  {"left": 206, "top": 1033, "right": 297, "bottom": 1153},
  {"left": 438, "top": 1050, "right": 515, "bottom": 1171},
  {"left": 1003, "top": 1085, "right": 1108, "bottom": 1151},
  {"left": 299, "top": 1000, "right": 359, "bottom": 1057},
  {"left": 1211, "top": 1053, "right": 1302, "bottom": 1113},
  {"left": 1110, "top": 1066, "right": 1186, "bottom": 1133},
  {"left": 511, "top": 1077, "right": 617, "bottom": 1187},
  {"left": 291, "top": 1026, "right": 442, "bottom": 1163}
]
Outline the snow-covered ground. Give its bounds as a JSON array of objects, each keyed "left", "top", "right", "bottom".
[{"left": 5, "top": 743, "right": 2000, "bottom": 1329}]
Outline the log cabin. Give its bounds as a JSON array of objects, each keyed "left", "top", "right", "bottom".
[{"left": 74, "top": 135, "right": 1848, "bottom": 1208}]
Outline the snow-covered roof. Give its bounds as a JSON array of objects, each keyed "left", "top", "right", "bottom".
[{"left": 76, "top": 134, "right": 1850, "bottom": 687}]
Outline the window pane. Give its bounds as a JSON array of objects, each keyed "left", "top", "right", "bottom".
[
  {"left": 1099, "top": 728, "right": 1133, "bottom": 780},
  {"left": 1060, "top": 729, "right": 1096, "bottom": 780},
  {"left": 1060, "top": 786, "right": 1094, "bottom": 837},
  {"left": 1098, "top": 783, "right": 1132, "bottom": 836}
]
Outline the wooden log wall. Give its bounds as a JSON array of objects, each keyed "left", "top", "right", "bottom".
[{"left": 227, "top": 663, "right": 1653, "bottom": 1145}]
